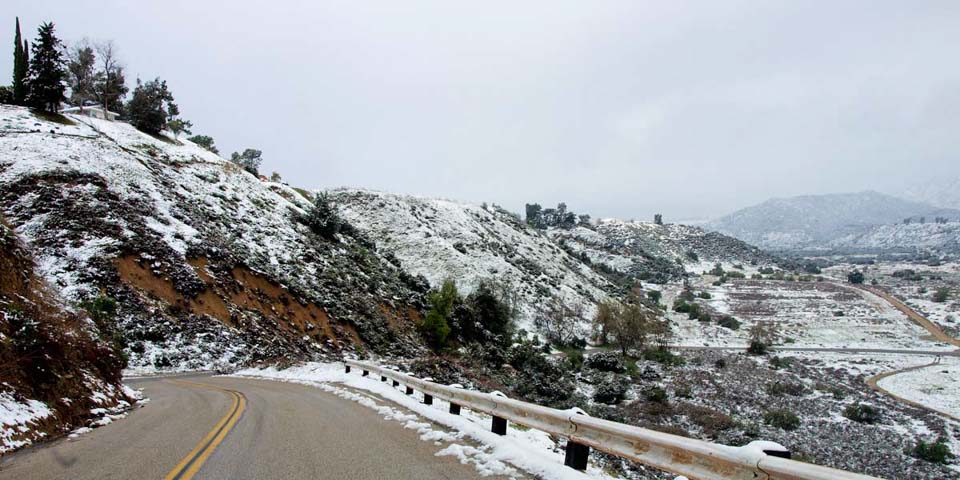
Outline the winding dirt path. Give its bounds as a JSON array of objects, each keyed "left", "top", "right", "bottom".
[
  {"left": 865, "top": 361, "right": 960, "bottom": 422},
  {"left": 856, "top": 285, "right": 960, "bottom": 347}
]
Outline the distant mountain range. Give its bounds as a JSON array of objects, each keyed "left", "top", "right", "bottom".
[{"left": 708, "top": 191, "right": 960, "bottom": 252}]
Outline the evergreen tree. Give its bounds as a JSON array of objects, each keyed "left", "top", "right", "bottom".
[
  {"left": 66, "top": 42, "right": 97, "bottom": 109},
  {"left": 126, "top": 77, "right": 175, "bottom": 134},
  {"left": 25, "top": 22, "right": 67, "bottom": 112},
  {"left": 229, "top": 148, "right": 263, "bottom": 175},
  {"left": 187, "top": 134, "right": 218, "bottom": 154},
  {"left": 301, "top": 192, "right": 343, "bottom": 240},
  {"left": 12, "top": 17, "right": 29, "bottom": 105}
]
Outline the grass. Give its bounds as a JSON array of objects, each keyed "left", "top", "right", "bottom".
[{"left": 32, "top": 109, "right": 76, "bottom": 125}]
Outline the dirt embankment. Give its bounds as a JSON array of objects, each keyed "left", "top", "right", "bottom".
[{"left": 0, "top": 218, "right": 131, "bottom": 454}]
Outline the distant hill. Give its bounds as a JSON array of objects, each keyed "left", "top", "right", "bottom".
[{"left": 708, "top": 191, "right": 960, "bottom": 251}]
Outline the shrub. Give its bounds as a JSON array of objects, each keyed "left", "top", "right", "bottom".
[
  {"left": 766, "top": 381, "right": 805, "bottom": 397},
  {"left": 642, "top": 347, "right": 685, "bottom": 366},
  {"left": 769, "top": 356, "right": 793, "bottom": 369},
  {"left": 586, "top": 351, "right": 627, "bottom": 373},
  {"left": 747, "top": 340, "right": 769, "bottom": 355},
  {"left": 643, "top": 386, "right": 668, "bottom": 403},
  {"left": 673, "top": 299, "right": 692, "bottom": 313},
  {"left": 933, "top": 287, "right": 950, "bottom": 303},
  {"left": 764, "top": 409, "right": 800, "bottom": 430},
  {"left": 847, "top": 270, "right": 865, "bottom": 284},
  {"left": 843, "top": 403, "right": 881, "bottom": 424},
  {"left": 593, "top": 376, "right": 630, "bottom": 405},
  {"left": 646, "top": 290, "right": 662, "bottom": 303},
  {"left": 714, "top": 358, "right": 727, "bottom": 369},
  {"left": 419, "top": 280, "right": 458, "bottom": 349},
  {"left": 910, "top": 439, "right": 953, "bottom": 464},
  {"left": 717, "top": 315, "right": 740, "bottom": 330},
  {"left": 301, "top": 192, "right": 344, "bottom": 240},
  {"left": 697, "top": 291, "right": 712, "bottom": 299},
  {"left": 726, "top": 271, "right": 745, "bottom": 279}
]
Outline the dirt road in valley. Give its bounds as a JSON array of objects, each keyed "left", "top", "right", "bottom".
[{"left": 0, "top": 375, "right": 506, "bottom": 480}]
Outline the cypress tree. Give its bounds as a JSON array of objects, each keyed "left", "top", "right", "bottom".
[
  {"left": 25, "top": 22, "right": 67, "bottom": 112},
  {"left": 12, "top": 17, "right": 28, "bottom": 105}
]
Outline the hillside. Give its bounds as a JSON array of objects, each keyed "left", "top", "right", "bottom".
[
  {"left": 708, "top": 190, "right": 960, "bottom": 251},
  {"left": 329, "top": 189, "right": 615, "bottom": 328},
  {"left": 0, "top": 217, "right": 134, "bottom": 453},
  {"left": 547, "top": 219, "right": 778, "bottom": 283},
  {"left": 828, "top": 222, "right": 960, "bottom": 252},
  {"left": 0, "top": 106, "right": 426, "bottom": 372}
]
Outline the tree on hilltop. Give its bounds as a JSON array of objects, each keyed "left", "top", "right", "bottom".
[
  {"left": 12, "top": 17, "right": 30, "bottom": 105},
  {"left": 26, "top": 22, "right": 67, "bottom": 112},
  {"left": 67, "top": 41, "right": 97, "bottom": 110},
  {"left": 126, "top": 77, "right": 175, "bottom": 134},
  {"left": 230, "top": 148, "right": 262, "bottom": 175}
]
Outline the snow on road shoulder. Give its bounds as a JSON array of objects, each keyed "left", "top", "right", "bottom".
[
  {"left": 232, "top": 362, "right": 624, "bottom": 480},
  {"left": 0, "top": 391, "right": 52, "bottom": 452},
  {"left": 877, "top": 357, "right": 960, "bottom": 419}
]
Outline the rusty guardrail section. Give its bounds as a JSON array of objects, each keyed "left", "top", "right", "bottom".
[{"left": 345, "top": 359, "right": 879, "bottom": 480}]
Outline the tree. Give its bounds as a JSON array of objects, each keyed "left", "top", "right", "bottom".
[
  {"left": 847, "top": 270, "right": 864, "bottom": 284},
  {"left": 187, "top": 134, "right": 219, "bottom": 154},
  {"left": 534, "top": 295, "right": 585, "bottom": 347},
  {"left": 126, "top": 78, "right": 176, "bottom": 134},
  {"left": 460, "top": 279, "right": 517, "bottom": 346},
  {"left": 167, "top": 118, "right": 192, "bottom": 139},
  {"left": 93, "top": 41, "right": 127, "bottom": 114},
  {"left": 654, "top": 213, "right": 663, "bottom": 225},
  {"left": 12, "top": 17, "right": 29, "bottom": 105},
  {"left": 25, "top": 22, "right": 67, "bottom": 112},
  {"left": 747, "top": 321, "right": 777, "bottom": 355},
  {"left": 592, "top": 299, "right": 652, "bottom": 355},
  {"left": 270, "top": 172, "right": 282, "bottom": 182},
  {"left": 421, "top": 280, "right": 458, "bottom": 349},
  {"left": 300, "top": 192, "right": 343, "bottom": 240},
  {"left": 230, "top": 148, "right": 262, "bottom": 175},
  {"left": 66, "top": 41, "right": 97, "bottom": 109}
]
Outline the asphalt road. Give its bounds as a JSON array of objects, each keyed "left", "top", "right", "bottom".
[{"left": 0, "top": 375, "right": 500, "bottom": 480}]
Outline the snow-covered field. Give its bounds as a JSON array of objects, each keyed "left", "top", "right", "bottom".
[
  {"left": 234, "top": 362, "right": 626, "bottom": 480},
  {"left": 877, "top": 357, "right": 960, "bottom": 420},
  {"left": 665, "top": 278, "right": 955, "bottom": 351}
]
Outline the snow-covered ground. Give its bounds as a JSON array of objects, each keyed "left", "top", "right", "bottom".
[
  {"left": 877, "top": 357, "right": 960, "bottom": 420},
  {"left": 234, "top": 362, "right": 628, "bottom": 480},
  {"left": 0, "top": 392, "right": 52, "bottom": 452},
  {"left": 663, "top": 278, "right": 955, "bottom": 351}
]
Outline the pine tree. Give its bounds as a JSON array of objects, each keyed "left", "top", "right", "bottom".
[
  {"left": 126, "top": 77, "right": 175, "bottom": 134},
  {"left": 12, "top": 17, "right": 29, "bottom": 105},
  {"left": 25, "top": 22, "right": 67, "bottom": 112}
]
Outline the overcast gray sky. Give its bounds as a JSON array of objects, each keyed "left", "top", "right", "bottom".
[{"left": 5, "top": 1, "right": 960, "bottom": 220}]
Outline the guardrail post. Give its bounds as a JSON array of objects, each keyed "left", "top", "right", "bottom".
[
  {"left": 423, "top": 393, "right": 433, "bottom": 405},
  {"left": 345, "top": 365, "right": 351, "bottom": 373},
  {"left": 491, "top": 416, "right": 507, "bottom": 435},
  {"left": 405, "top": 386, "right": 414, "bottom": 395},
  {"left": 380, "top": 375, "right": 387, "bottom": 382},
  {"left": 392, "top": 380, "right": 400, "bottom": 387},
  {"left": 564, "top": 441, "right": 590, "bottom": 471},
  {"left": 362, "top": 369, "right": 369, "bottom": 377},
  {"left": 449, "top": 403, "right": 461, "bottom": 415}
]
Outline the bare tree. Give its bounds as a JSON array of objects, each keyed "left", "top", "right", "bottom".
[
  {"left": 534, "top": 294, "right": 585, "bottom": 346},
  {"left": 93, "top": 41, "right": 128, "bottom": 115}
]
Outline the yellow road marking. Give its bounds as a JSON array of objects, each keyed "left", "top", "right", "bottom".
[{"left": 163, "top": 379, "right": 247, "bottom": 480}]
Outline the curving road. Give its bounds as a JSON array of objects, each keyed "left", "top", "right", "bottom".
[{"left": 0, "top": 375, "right": 502, "bottom": 480}]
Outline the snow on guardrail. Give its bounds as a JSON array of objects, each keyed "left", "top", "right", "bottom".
[{"left": 345, "top": 359, "right": 880, "bottom": 480}]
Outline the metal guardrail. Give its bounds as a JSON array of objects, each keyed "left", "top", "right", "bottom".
[{"left": 345, "top": 359, "right": 880, "bottom": 480}]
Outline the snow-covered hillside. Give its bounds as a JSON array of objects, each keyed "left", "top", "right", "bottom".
[
  {"left": 0, "top": 106, "right": 424, "bottom": 371},
  {"left": 828, "top": 222, "right": 960, "bottom": 252},
  {"left": 548, "top": 219, "right": 778, "bottom": 283},
  {"left": 709, "top": 191, "right": 960, "bottom": 251},
  {"left": 330, "top": 189, "right": 615, "bottom": 327}
]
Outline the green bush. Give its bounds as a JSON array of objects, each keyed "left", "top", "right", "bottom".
[
  {"left": 717, "top": 315, "right": 740, "bottom": 330},
  {"left": 843, "top": 403, "right": 881, "bottom": 424},
  {"left": 747, "top": 340, "right": 769, "bottom": 355},
  {"left": 933, "top": 287, "right": 950, "bottom": 303},
  {"left": 642, "top": 347, "right": 685, "bottom": 366},
  {"left": 910, "top": 439, "right": 952, "bottom": 464},
  {"left": 764, "top": 409, "right": 800, "bottom": 431},
  {"left": 766, "top": 381, "right": 805, "bottom": 397},
  {"left": 643, "top": 386, "right": 668, "bottom": 403}
]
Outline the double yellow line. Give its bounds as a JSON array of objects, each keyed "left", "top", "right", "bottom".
[{"left": 163, "top": 379, "right": 247, "bottom": 480}]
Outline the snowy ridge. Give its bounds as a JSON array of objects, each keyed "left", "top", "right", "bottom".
[
  {"left": 708, "top": 191, "right": 960, "bottom": 251},
  {"left": 331, "top": 189, "right": 615, "bottom": 327},
  {"left": 549, "top": 218, "right": 777, "bottom": 283},
  {"left": 828, "top": 222, "right": 960, "bottom": 252}
]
